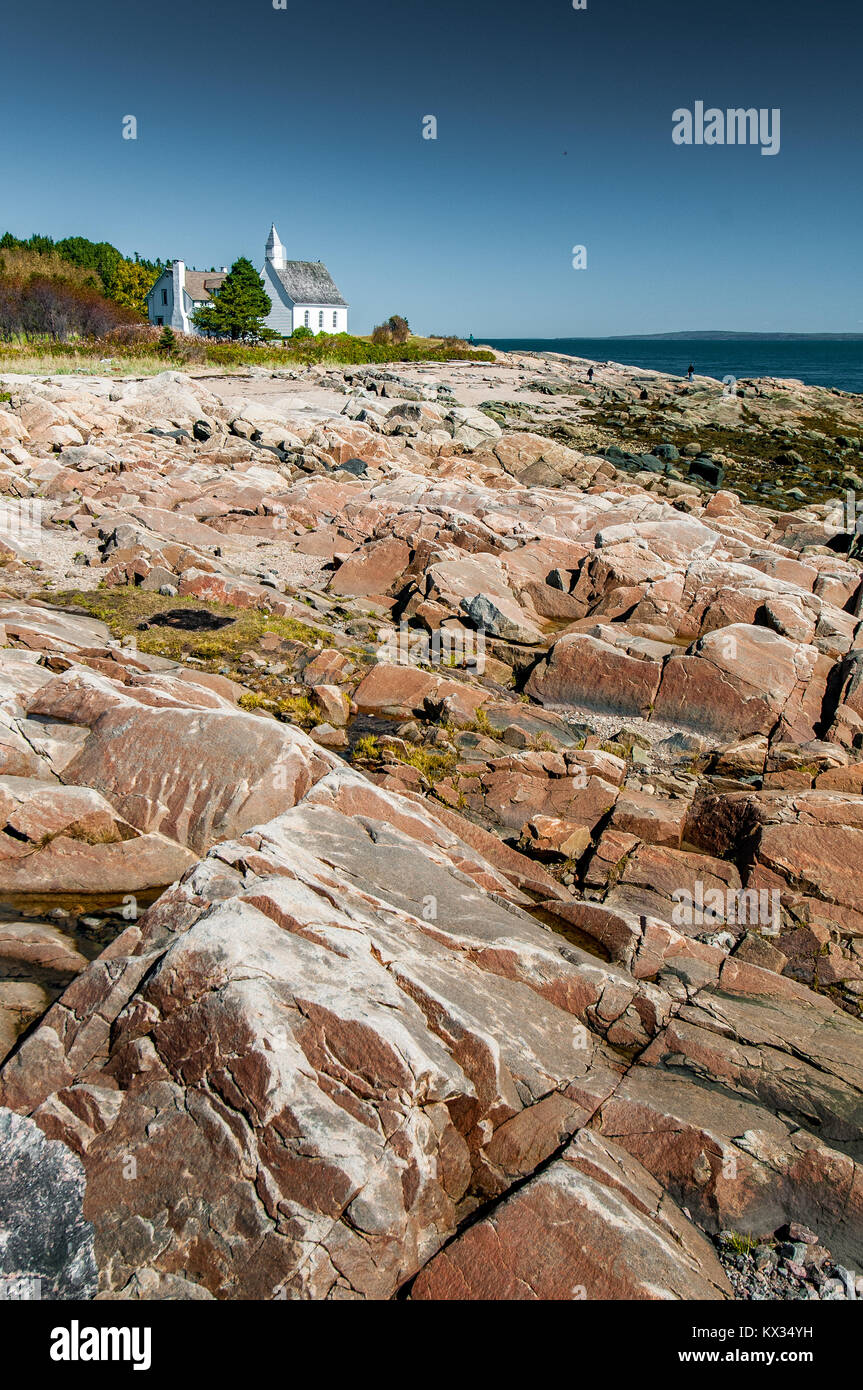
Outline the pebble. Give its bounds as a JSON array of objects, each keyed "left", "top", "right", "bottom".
[{"left": 713, "top": 1225, "right": 859, "bottom": 1301}]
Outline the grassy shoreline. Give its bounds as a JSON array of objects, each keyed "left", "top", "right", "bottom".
[{"left": 0, "top": 332, "right": 495, "bottom": 377}]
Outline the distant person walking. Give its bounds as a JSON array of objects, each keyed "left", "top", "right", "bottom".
[
  {"left": 587, "top": 366, "right": 594, "bottom": 382},
  {"left": 687, "top": 363, "right": 695, "bottom": 381}
]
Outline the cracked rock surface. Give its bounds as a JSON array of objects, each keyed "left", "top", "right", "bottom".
[{"left": 0, "top": 353, "right": 862, "bottom": 1299}]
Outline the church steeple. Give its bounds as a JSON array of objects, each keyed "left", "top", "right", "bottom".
[{"left": 266, "top": 222, "right": 286, "bottom": 270}]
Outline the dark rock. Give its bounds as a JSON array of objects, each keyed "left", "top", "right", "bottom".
[
  {"left": 636, "top": 453, "right": 665, "bottom": 473},
  {"left": 688, "top": 456, "right": 725, "bottom": 487},
  {"left": 0, "top": 1108, "right": 98, "bottom": 1300},
  {"left": 140, "top": 608, "right": 235, "bottom": 632},
  {"left": 147, "top": 427, "right": 191, "bottom": 443}
]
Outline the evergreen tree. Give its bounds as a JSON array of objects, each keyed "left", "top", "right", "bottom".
[
  {"left": 192, "top": 258, "right": 271, "bottom": 339},
  {"left": 55, "top": 237, "right": 123, "bottom": 295}
]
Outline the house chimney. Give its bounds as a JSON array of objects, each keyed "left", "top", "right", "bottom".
[{"left": 171, "top": 260, "right": 189, "bottom": 334}]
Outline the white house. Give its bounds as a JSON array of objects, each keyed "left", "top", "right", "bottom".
[
  {"left": 146, "top": 261, "right": 227, "bottom": 335},
  {"left": 261, "top": 224, "right": 349, "bottom": 336}
]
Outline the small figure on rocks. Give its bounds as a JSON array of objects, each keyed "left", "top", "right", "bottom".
[
  {"left": 587, "top": 366, "right": 594, "bottom": 382},
  {"left": 687, "top": 363, "right": 695, "bottom": 381}
]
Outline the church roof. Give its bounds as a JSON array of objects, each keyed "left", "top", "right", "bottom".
[{"left": 270, "top": 260, "right": 348, "bottom": 307}]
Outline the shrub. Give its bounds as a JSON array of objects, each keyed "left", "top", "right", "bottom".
[
  {"left": 0, "top": 272, "right": 140, "bottom": 341},
  {"left": 0, "top": 246, "right": 100, "bottom": 289},
  {"left": 102, "top": 322, "right": 161, "bottom": 348},
  {"left": 387, "top": 314, "right": 410, "bottom": 344},
  {"left": 352, "top": 734, "right": 382, "bottom": 762},
  {"left": 238, "top": 690, "right": 317, "bottom": 727},
  {"left": 0, "top": 328, "right": 496, "bottom": 370}
]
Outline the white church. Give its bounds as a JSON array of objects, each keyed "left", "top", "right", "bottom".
[
  {"left": 261, "top": 224, "right": 349, "bottom": 336},
  {"left": 146, "top": 224, "right": 349, "bottom": 337}
]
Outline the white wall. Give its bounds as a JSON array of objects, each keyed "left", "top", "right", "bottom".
[
  {"left": 147, "top": 271, "right": 173, "bottom": 328},
  {"left": 261, "top": 262, "right": 295, "bottom": 336},
  {"left": 294, "top": 305, "right": 348, "bottom": 334}
]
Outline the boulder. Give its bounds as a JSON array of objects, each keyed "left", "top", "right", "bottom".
[
  {"left": 462, "top": 592, "right": 544, "bottom": 645},
  {"left": 353, "top": 663, "right": 489, "bottom": 722},
  {"left": 411, "top": 1129, "right": 731, "bottom": 1300},
  {"left": 328, "top": 537, "right": 411, "bottom": 598},
  {"left": 24, "top": 669, "right": 340, "bottom": 853},
  {"left": 653, "top": 625, "right": 825, "bottom": 741},
  {"left": 0, "top": 777, "right": 197, "bottom": 894},
  {"left": 526, "top": 631, "right": 662, "bottom": 718}
]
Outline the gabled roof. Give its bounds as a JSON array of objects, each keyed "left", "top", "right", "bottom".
[
  {"left": 270, "top": 261, "right": 347, "bottom": 307},
  {"left": 184, "top": 270, "right": 227, "bottom": 303}
]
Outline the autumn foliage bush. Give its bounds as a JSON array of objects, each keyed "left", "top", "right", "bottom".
[
  {"left": 101, "top": 322, "right": 161, "bottom": 348},
  {"left": 0, "top": 233, "right": 161, "bottom": 317},
  {"left": 0, "top": 265, "right": 141, "bottom": 341},
  {"left": 371, "top": 315, "right": 411, "bottom": 346}
]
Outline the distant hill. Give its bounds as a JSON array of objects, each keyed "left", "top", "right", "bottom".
[{"left": 613, "top": 331, "right": 863, "bottom": 342}]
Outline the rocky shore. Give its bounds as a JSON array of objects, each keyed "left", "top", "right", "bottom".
[{"left": 0, "top": 349, "right": 862, "bottom": 1301}]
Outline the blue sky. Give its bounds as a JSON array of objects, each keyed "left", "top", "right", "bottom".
[{"left": 2, "top": 0, "right": 861, "bottom": 335}]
